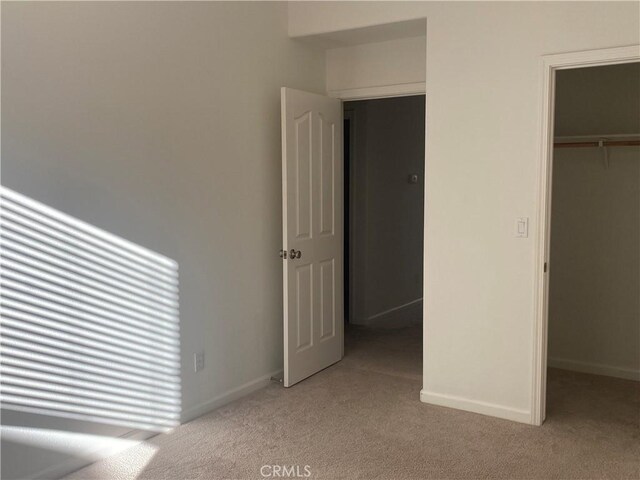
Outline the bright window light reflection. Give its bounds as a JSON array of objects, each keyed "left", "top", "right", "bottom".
[
  {"left": 0, "top": 186, "right": 180, "bottom": 432},
  {"left": 1, "top": 426, "right": 158, "bottom": 479}
]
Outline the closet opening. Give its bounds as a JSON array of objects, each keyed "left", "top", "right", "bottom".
[
  {"left": 343, "top": 95, "right": 425, "bottom": 381},
  {"left": 546, "top": 62, "right": 640, "bottom": 422}
]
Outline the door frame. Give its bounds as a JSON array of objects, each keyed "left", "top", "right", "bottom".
[
  {"left": 332, "top": 84, "right": 425, "bottom": 102},
  {"left": 531, "top": 44, "right": 640, "bottom": 426}
]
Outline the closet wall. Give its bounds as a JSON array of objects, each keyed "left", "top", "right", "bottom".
[{"left": 549, "top": 63, "right": 640, "bottom": 380}]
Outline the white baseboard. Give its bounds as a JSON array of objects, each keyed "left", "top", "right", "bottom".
[
  {"left": 34, "top": 454, "right": 111, "bottom": 480},
  {"left": 362, "top": 298, "right": 422, "bottom": 328},
  {"left": 420, "top": 389, "right": 532, "bottom": 424},
  {"left": 548, "top": 357, "right": 640, "bottom": 381},
  {"left": 181, "top": 368, "right": 283, "bottom": 423},
  {"left": 32, "top": 430, "right": 157, "bottom": 480},
  {"left": 28, "top": 370, "right": 282, "bottom": 479}
]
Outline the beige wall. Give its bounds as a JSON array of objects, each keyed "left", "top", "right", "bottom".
[
  {"left": 288, "top": 1, "right": 640, "bottom": 422},
  {"left": 549, "top": 147, "right": 640, "bottom": 379},
  {"left": 326, "top": 36, "right": 426, "bottom": 96},
  {"left": 549, "top": 64, "right": 640, "bottom": 380},
  {"left": 1, "top": 2, "right": 325, "bottom": 478},
  {"left": 346, "top": 96, "right": 425, "bottom": 327}
]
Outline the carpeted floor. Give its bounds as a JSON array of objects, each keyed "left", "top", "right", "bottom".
[{"left": 66, "top": 324, "right": 640, "bottom": 480}]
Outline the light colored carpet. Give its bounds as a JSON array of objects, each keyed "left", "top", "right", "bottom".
[{"left": 66, "top": 325, "right": 640, "bottom": 480}]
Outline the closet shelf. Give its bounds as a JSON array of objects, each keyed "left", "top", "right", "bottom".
[
  {"left": 554, "top": 139, "right": 640, "bottom": 148},
  {"left": 554, "top": 134, "right": 640, "bottom": 149}
]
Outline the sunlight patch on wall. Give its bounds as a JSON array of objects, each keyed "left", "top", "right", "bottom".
[{"left": 0, "top": 187, "right": 180, "bottom": 432}]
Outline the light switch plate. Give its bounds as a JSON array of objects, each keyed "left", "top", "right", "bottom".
[{"left": 515, "top": 217, "right": 529, "bottom": 238}]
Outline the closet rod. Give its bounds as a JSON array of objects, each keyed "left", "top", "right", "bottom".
[{"left": 554, "top": 140, "right": 640, "bottom": 148}]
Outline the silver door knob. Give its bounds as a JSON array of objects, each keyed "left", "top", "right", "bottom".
[{"left": 289, "top": 249, "right": 302, "bottom": 259}]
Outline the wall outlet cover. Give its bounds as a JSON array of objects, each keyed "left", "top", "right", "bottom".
[{"left": 194, "top": 352, "right": 205, "bottom": 372}]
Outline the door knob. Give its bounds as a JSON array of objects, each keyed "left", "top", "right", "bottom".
[{"left": 289, "top": 249, "right": 302, "bottom": 259}]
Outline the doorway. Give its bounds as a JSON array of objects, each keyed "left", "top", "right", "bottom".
[
  {"left": 532, "top": 46, "right": 640, "bottom": 425},
  {"left": 280, "top": 88, "right": 426, "bottom": 387},
  {"left": 544, "top": 62, "right": 640, "bottom": 420},
  {"left": 342, "top": 95, "right": 425, "bottom": 379}
]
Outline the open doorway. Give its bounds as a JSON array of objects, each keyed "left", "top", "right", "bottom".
[
  {"left": 342, "top": 95, "right": 425, "bottom": 380},
  {"left": 545, "top": 63, "right": 639, "bottom": 422}
]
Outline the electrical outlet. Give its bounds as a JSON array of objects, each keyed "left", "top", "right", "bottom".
[{"left": 194, "top": 352, "right": 205, "bottom": 372}]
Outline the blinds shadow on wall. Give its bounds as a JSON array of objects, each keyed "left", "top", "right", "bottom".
[{"left": 0, "top": 187, "right": 180, "bottom": 432}]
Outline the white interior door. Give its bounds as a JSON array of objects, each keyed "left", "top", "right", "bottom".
[{"left": 281, "top": 87, "right": 344, "bottom": 387}]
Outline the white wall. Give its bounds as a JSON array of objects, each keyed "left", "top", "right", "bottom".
[
  {"left": 549, "top": 147, "right": 639, "bottom": 380},
  {"left": 288, "top": 1, "right": 640, "bottom": 423},
  {"left": 1, "top": 2, "right": 325, "bottom": 478},
  {"left": 548, "top": 64, "right": 640, "bottom": 380},
  {"left": 327, "top": 36, "right": 426, "bottom": 96},
  {"left": 346, "top": 96, "right": 425, "bottom": 327}
]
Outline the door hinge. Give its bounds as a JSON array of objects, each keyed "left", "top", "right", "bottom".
[{"left": 544, "top": 262, "right": 548, "bottom": 273}]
